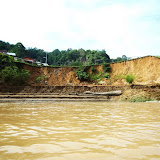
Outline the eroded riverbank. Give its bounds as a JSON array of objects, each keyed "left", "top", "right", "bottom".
[{"left": 0, "top": 85, "right": 159, "bottom": 102}]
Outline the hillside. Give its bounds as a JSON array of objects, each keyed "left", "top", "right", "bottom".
[
  {"left": 110, "top": 56, "right": 160, "bottom": 85},
  {"left": 0, "top": 40, "right": 110, "bottom": 66},
  {"left": 22, "top": 56, "right": 160, "bottom": 86}
]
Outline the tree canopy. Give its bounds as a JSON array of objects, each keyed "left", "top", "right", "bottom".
[{"left": 0, "top": 40, "right": 113, "bottom": 66}]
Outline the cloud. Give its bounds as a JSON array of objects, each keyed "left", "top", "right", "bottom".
[{"left": 0, "top": 0, "right": 160, "bottom": 58}]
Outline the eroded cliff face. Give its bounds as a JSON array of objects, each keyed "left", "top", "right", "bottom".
[
  {"left": 23, "top": 56, "right": 160, "bottom": 86},
  {"left": 23, "top": 65, "right": 80, "bottom": 86},
  {"left": 110, "top": 56, "right": 160, "bottom": 85}
]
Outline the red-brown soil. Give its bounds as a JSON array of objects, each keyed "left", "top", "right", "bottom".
[{"left": 23, "top": 56, "right": 160, "bottom": 86}]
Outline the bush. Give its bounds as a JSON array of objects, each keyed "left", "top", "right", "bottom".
[
  {"left": 130, "top": 96, "right": 153, "bottom": 102},
  {"left": 90, "top": 72, "right": 104, "bottom": 82},
  {"left": 76, "top": 70, "right": 90, "bottom": 81},
  {"left": 76, "top": 65, "right": 91, "bottom": 81},
  {"left": 91, "top": 74, "right": 100, "bottom": 81},
  {"left": 0, "top": 53, "right": 15, "bottom": 70},
  {"left": 91, "top": 66, "right": 97, "bottom": 73},
  {"left": 70, "top": 61, "right": 82, "bottom": 66},
  {"left": 0, "top": 54, "right": 14, "bottom": 64},
  {"left": 125, "top": 74, "right": 135, "bottom": 84},
  {"left": 35, "top": 75, "right": 46, "bottom": 84},
  {"left": 104, "top": 73, "right": 110, "bottom": 79},
  {"left": 1, "top": 66, "right": 30, "bottom": 85},
  {"left": 103, "top": 63, "right": 111, "bottom": 72}
]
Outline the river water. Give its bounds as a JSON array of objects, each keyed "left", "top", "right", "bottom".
[{"left": 0, "top": 102, "right": 160, "bottom": 160}]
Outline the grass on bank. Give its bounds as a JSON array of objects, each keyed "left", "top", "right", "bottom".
[{"left": 129, "top": 96, "right": 154, "bottom": 102}]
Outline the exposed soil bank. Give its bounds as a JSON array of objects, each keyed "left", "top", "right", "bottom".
[
  {"left": 110, "top": 56, "right": 160, "bottom": 85},
  {"left": 0, "top": 85, "right": 159, "bottom": 101},
  {"left": 22, "top": 56, "right": 160, "bottom": 86},
  {"left": 0, "top": 85, "right": 129, "bottom": 94},
  {"left": 1, "top": 56, "right": 159, "bottom": 102}
]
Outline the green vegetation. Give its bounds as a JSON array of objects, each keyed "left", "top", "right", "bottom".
[
  {"left": 103, "top": 63, "right": 111, "bottom": 72},
  {"left": 0, "top": 66, "right": 30, "bottom": 85},
  {"left": 125, "top": 74, "right": 135, "bottom": 84},
  {"left": 0, "top": 41, "right": 111, "bottom": 66},
  {"left": 48, "top": 48, "right": 110, "bottom": 66},
  {"left": 111, "top": 55, "right": 128, "bottom": 63},
  {"left": 0, "top": 40, "right": 132, "bottom": 67},
  {"left": 0, "top": 53, "right": 30, "bottom": 85},
  {"left": 114, "top": 74, "right": 135, "bottom": 84},
  {"left": 119, "top": 90, "right": 155, "bottom": 102},
  {"left": 76, "top": 66, "right": 90, "bottom": 81},
  {"left": 0, "top": 53, "right": 14, "bottom": 69},
  {"left": 76, "top": 63, "right": 111, "bottom": 82},
  {"left": 76, "top": 63, "right": 111, "bottom": 83},
  {"left": 0, "top": 40, "right": 14, "bottom": 51},
  {"left": 9, "top": 42, "right": 26, "bottom": 58},
  {"left": 90, "top": 72, "right": 103, "bottom": 81},
  {"left": 130, "top": 96, "right": 153, "bottom": 102},
  {"left": 91, "top": 66, "right": 97, "bottom": 73},
  {"left": 103, "top": 73, "right": 110, "bottom": 79},
  {"left": 35, "top": 75, "right": 46, "bottom": 84},
  {"left": 76, "top": 70, "right": 90, "bottom": 81}
]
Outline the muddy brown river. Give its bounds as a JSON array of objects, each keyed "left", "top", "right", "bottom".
[{"left": 0, "top": 102, "right": 160, "bottom": 160}]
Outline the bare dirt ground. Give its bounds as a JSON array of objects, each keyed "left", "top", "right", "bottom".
[
  {"left": 0, "top": 56, "right": 159, "bottom": 101},
  {"left": 23, "top": 56, "right": 160, "bottom": 86}
]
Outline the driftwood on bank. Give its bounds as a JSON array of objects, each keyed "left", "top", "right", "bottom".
[{"left": 84, "top": 90, "right": 122, "bottom": 96}]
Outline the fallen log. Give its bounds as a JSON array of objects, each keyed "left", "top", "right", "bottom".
[
  {"left": 84, "top": 91, "right": 94, "bottom": 94},
  {"left": 92, "top": 90, "right": 122, "bottom": 96}
]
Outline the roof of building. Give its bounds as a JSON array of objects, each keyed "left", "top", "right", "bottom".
[
  {"left": 23, "top": 57, "right": 36, "bottom": 62},
  {"left": 6, "top": 52, "right": 16, "bottom": 56}
]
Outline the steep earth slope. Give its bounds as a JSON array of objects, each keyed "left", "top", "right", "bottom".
[
  {"left": 23, "top": 56, "right": 160, "bottom": 86},
  {"left": 110, "top": 56, "right": 160, "bottom": 85}
]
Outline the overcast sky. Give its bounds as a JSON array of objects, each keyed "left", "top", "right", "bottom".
[{"left": 1, "top": 0, "right": 160, "bottom": 58}]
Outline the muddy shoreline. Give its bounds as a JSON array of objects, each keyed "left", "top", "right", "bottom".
[{"left": 0, "top": 85, "right": 159, "bottom": 102}]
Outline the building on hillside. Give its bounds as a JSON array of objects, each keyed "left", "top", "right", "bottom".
[
  {"left": 0, "top": 50, "right": 7, "bottom": 53},
  {"left": 6, "top": 52, "right": 16, "bottom": 57},
  {"left": 36, "top": 61, "right": 42, "bottom": 66},
  {"left": 22, "top": 57, "right": 36, "bottom": 64},
  {"left": 42, "top": 63, "right": 49, "bottom": 66},
  {"left": 6, "top": 52, "right": 17, "bottom": 60},
  {"left": 22, "top": 57, "right": 43, "bottom": 66},
  {"left": 0, "top": 52, "right": 17, "bottom": 60}
]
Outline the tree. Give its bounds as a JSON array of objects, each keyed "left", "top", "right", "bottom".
[
  {"left": 0, "top": 53, "right": 14, "bottom": 70},
  {"left": 0, "top": 40, "right": 14, "bottom": 51},
  {"left": 122, "top": 55, "right": 127, "bottom": 60},
  {"left": 0, "top": 40, "right": 112, "bottom": 66},
  {"left": 27, "top": 48, "right": 46, "bottom": 62},
  {"left": 10, "top": 42, "right": 26, "bottom": 58},
  {"left": 1, "top": 66, "right": 30, "bottom": 85}
]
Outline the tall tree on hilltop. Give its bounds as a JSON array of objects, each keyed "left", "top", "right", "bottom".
[
  {"left": 0, "top": 40, "right": 14, "bottom": 51},
  {"left": 10, "top": 42, "right": 26, "bottom": 58}
]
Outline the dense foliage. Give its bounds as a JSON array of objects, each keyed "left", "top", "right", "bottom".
[
  {"left": 0, "top": 40, "right": 14, "bottom": 51},
  {"left": 0, "top": 53, "right": 14, "bottom": 70},
  {"left": 76, "top": 66, "right": 90, "bottom": 81},
  {"left": 0, "top": 40, "right": 132, "bottom": 66},
  {"left": 48, "top": 48, "right": 110, "bottom": 66},
  {"left": 0, "top": 53, "right": 30, "bottom": 85},
  {"left": 103, "top": 63, "right": 111, "bottom": 72},
  {"left": 0, "top": 40, "right": 110, "bottom": 66},
  {"left": 111, "top": 55, "right": 128, "bottom": 63},
  {"left": 1, "top": 66, "right": 30, "bottom": 85}
]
